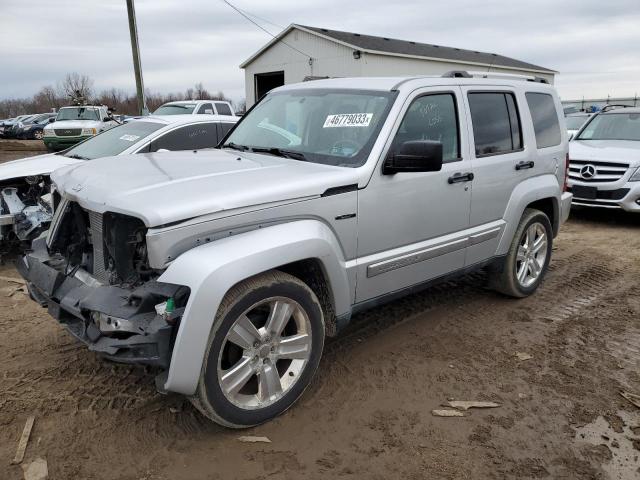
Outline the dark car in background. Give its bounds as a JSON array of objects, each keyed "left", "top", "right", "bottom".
[
  {"left": 15, "top": 113, "right": 57, "bottom": 140},
  {"left": 0, "top": 115, "right": 34, "bottom": 138}
]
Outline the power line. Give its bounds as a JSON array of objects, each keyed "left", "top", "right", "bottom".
[
  {"left": 235, "top": 7, "right": 284, "bottom": 30},
  {"left": 221, "top": 0, "right": 312, "bottom": 59}
]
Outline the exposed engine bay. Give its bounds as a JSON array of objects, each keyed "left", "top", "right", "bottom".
[
  {"left": 16, "top": 199, "right": 189, "bottom": 369},
  {"left": 49, "top": 200, "right": 157, "bottom": 287},
  {"left": 0, "top": 175, "right": 53, "bottom": 249}
]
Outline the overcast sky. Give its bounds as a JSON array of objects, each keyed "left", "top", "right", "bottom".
[{"left": 1, "top": 0, "right": 639, "bottom": 103}]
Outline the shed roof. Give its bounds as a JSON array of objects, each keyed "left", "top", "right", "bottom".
[{"left": 240, "top": 24, "right": 555, "bottom": 74}]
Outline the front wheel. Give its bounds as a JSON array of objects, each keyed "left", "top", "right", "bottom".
[
  {"left": 489, "top": 208, "right": 553, "bottom": 298},
  {"left": 191, "top": 270, "right": 325, "bottom": 428},
  {"left": 34, "top": 130, "right": 44, "bottom": 140}
]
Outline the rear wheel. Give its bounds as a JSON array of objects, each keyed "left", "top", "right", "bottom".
[
  {"left": 191, "top": 270, "right": 325, "bottom": 428},
  {"left": 489, "top": 208, "right": 553, "bottom": 298}
]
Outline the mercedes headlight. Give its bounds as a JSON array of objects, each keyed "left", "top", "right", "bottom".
[
  {"left": 81, "top": 128, "right": 97, "bottom": 135},
  {"left": 630, "top": 167, "right": 640, "bottom": 182}
]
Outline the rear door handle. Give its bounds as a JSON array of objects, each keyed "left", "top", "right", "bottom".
[
  {"left": 515, "top": 161, "right": 535, "bottom": 170},
  {"left": 448, "top": 172, "right": 474, "bottom": 184}
]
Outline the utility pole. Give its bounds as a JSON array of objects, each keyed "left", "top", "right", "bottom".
[{"left": 126, "top": 0, "right": 148, "bottom": 115}]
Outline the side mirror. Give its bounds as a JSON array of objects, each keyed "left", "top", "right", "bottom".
[
  {"left": 103, "top": 117, "right": 111, "bottom": 122},
  {"left": 383, "top": 140, "right": 443, "bottom": 175},
  {"left": 48, "top": 117, "right": 56, "bottom": 123}
]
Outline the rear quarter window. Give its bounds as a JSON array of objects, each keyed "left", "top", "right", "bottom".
[{"left": 526, "top": 93, "right": 561, "bottom": 148}]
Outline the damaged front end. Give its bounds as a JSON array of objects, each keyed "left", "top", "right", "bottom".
[
  {"left": 0, "top": 176, "right": 53, "bottom": 250},
  {"left": 17, "top": 199, "right": 189, "bottom": 369}
]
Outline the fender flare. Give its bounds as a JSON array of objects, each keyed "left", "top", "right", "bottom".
[
  {"left": 496, "top": 174, "right": 561, "bottom": 255},
  {"left": 157, "top": 219, "right": 351, "bottom": 395}
]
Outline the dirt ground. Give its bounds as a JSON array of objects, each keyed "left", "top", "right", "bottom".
[
  {"left": 0, "top": 139, "right": 47, "bottom": 161},
  {"left": 0, "top": 143, "right": 639, "bottom": 479}
]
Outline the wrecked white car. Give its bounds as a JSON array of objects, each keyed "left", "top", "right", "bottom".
[{"left": 0, "top": 114, "right": 237, "bottom": 253}]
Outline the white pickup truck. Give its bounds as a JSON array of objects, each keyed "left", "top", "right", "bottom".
[{"left": 43, "top": 106, "right": 118, "bottom": 151}]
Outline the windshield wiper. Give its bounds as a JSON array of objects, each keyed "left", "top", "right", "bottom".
[
  {"left": 250, "top": 147, "right": 307, "bottom": 161},
  {"left": 64, "top": 154, "right": 89, "bottom": 160},
  {"left": 223, "top": 142, "right": 249, "bottom": 152}
]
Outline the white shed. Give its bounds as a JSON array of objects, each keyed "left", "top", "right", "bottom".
[{"left": 240, "top": 24, "right": 555, "bottom": 107}]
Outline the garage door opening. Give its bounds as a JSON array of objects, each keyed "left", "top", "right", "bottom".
[{"left": 255, "top": 71, "right": 284, "bottom": 103}]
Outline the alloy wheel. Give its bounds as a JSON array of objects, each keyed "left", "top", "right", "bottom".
[
  {"left": 515, "top": 222, "right": 548, "bottom": 288},
  {"left": 217, "top": 297, "right": 312, "bottom": 410}
]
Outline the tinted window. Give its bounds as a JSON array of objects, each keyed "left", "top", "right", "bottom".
[
  {"left": 216, "top": 122, "right": 234, "bottom": 143},
  {"left": 391, "top": 93, "right": 460, "bottom": 162},
  {"left": 150, "top": 123, "right": 219, "bottom": 151},
  {"left": 197, "top": 103, "right": 214, "bottom": 114},
  {"left": 215, "top": 102, "right": 233, "bottom": 116},
  {"left": 468, "top": 92, "right": 522, "bottom": 156},
  {"left": 526, "top": 93, "right": 561, "bottom": 148}
]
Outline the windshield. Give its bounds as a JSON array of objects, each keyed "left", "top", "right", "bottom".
[
  {"left": 153, "top": 104, "right": 197, "bottom": 115},
  {"left": 565, "top": 116, "right": 588, "bottom": 130},
  {"left": 62, "top": 121, "right": 164, "bottom": 160},
  {"left": 56, "top": 107, "right": 100, "bottom": 121},
  {"left": 577, "top": 112, "right": 640, "bottom": 141},
  {"left": 223, "top": 89, "right": 396, "bottom": 167}
]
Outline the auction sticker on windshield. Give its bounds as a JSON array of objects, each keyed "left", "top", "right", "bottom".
[{"left": 323, "top": 113, "right": 373, "bottom": 128}]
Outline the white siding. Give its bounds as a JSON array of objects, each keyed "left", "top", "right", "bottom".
[
  {"left": 243, "top": 28, "right": 554, "bottom": 106},
  {"left": 244, "top": 29, "right": 363, "bottom": 106}
]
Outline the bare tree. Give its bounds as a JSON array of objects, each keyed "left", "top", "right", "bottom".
[
  {"left": 193, "top": 82, "right": 210, "bottom": 100},
  {"left": 59, "top": 72, "right": 94, "bottom": 104}
]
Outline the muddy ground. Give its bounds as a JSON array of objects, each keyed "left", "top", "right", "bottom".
[
  {"left": 0, "top": 141, "right": 639, "bottom": 479},
  {"left": 0, "top": 139, "right": 47, "bottom": 161}
]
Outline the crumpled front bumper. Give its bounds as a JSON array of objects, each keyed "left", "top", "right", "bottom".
[{"left": 16, "top": 238, "right": 185, "bottom": 368}]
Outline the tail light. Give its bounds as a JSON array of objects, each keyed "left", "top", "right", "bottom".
[{"left": 563, "top": 152, "right": 570, "bottom": 192}]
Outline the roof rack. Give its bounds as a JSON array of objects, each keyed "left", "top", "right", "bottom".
[
  {"left": 600, "top": 104, "right": 633, "bottom": 113},
  {"left": 441, "top": 70, "right": 548, "bottom": 84}
]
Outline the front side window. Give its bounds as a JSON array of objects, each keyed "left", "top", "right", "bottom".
[
  {"left": 468, "top": 92, "right": 522, "bottom": 156},
  {"left": 150, "top": 123, "right": 219, "bottom": 151},
  {"left": 215, "top": 102, "right": 233, "bottom": 116},
  {"left": 577, "top": 112, "right": 640, "bottom": 141},
  {"left": 56, "top": 107, "right": 100, "bottom": 121},
  {"left": 153, "top": 104, "right": 197, "bottom": 115},
  {"left": 526, "top": 93, "right": 561, "bottom": 148},
  {"left": 390, "top": 93, "right": 460, "bottom": 162},
  {"left": 223, "top": 89, "right": 396, "bottom": 167},
  {"left": 197, "top": 103, "right": 214, "bottom": 114},
  {"left": 63, "top": 121, "right": 164, "bottom": 160}
]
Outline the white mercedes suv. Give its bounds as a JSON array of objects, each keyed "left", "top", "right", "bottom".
[{"left": 568, "top": 106, "right": 640, "bottom": 211}]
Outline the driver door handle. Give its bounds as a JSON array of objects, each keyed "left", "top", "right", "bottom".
[{"left": 448, "top": 172, "right": 474, "bottom": 184}]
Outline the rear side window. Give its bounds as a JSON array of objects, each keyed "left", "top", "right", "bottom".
[
  {"left": 468, "top": 92, "right": 522, "bottom": 156},
  {"left": 215, "top": 102, "right": 233, "bottom": 116},
  {"left": 150, "top": 123, "right": 218, "bottom": 151},
  {"left": 526, "top": 93, "right": 561, "bottom": 148}
]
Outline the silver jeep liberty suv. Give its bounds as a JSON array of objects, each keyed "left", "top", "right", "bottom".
[{"left": 19, "top": 71, "right": 572, "bottom": 427}]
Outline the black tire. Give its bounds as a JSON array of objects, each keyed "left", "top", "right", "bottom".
[
  {"left": 489, "top": 208, "right": 553, "bottom": 298},
  {"left": 191, "top": 270, "right": 325, "bottom": 428}
]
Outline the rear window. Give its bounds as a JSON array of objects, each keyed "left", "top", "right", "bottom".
[
  {"left": 526, "top": 93, "right": 561, "bottom": 148},
  {"left": 468, "top": 92, "right": 522, "bottom": 156}
]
